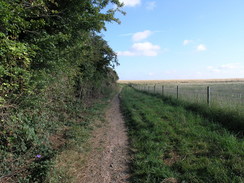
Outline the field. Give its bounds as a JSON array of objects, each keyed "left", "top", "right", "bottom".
[
  {"left": 120, "top": 79, "right": 244, "bottom": 113},
  {"left": 118, "top": 78, "right": 244, "bottom": 84},
  {"left": 120, "top": 87, "right": 244, "bottom": 183}
]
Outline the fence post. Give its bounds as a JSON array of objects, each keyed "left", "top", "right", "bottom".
[
  {"left": 162, "top": 85, "right": 164, "bottom": 96},
  {"left": 154, "top": 85, "right": 156, "bottom": 94},
  {"left": 177, "top": 85, "right": 179, "bottom": 99},
  {"left": 207, "top": 86, "right": 210, "bottom": 106},
  {"left": 148, "top": 85, "right": 149, "bottom": 93}
]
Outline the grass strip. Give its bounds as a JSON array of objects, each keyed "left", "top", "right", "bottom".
[
  {"left": 154, "top": 93, "right": 244, "bottom": 136},
  {"left": 120, "top": 87, "right": 244, "bottom": 183},
  {"left": 45, "top": 92, "right": 115, "bottom": 183}
]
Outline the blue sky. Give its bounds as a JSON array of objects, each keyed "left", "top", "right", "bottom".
[{"left": 102, "top": 0, "right": 244, "bottom": 80}]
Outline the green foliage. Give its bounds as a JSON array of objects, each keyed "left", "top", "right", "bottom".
[
  {"left": 0, "top": 0, "right": 123, "bottom": 181},
  {"left": 0, "top": 35, "right": 34, "bottom": 103},
  {"left": 0, "top": 0, "right": 122, "bottom": 105},
  {"left": 120, "top": 87, "right": 244, "bottom": 183}
]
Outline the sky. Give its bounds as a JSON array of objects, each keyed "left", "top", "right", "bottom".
[{"left": 102, "top": 0, "right": 244, "bottom": 80}]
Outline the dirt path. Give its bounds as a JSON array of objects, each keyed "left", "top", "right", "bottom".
[{"left": 77, "top": 93, "right": 130, "bottom": 183}]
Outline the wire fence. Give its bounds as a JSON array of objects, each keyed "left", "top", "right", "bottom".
[{"left": 132, "top": 83, "right": 244, "bottom": 112}]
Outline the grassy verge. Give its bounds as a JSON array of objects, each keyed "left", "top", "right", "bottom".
[
  {"left": 46, "top": 91, "right": 116, "bottom": 183},
  {"left": 155, "top": 94, "right": 244, "bottom": 136},
  {"left": 120, "top": 87, "right": 244, "bottom": 183},
  {"left": 0, "top": 80, "right": 116, "bottom": 182}
]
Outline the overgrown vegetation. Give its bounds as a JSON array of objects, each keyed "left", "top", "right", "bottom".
[
  {"left": 158, "top": 95, "right": 244, "bottom": 136},
  {"left": 132, "top": 83, "right": 244, "bottom": 135},
  {"left": 47, "top": 92, "right": 114, "bottom": 183},
  {"left": 0, "top": 0, "right": 123, "bottom": 181},
  {"left": 120, "top": 87, "right": 244, "bottom": 183}
]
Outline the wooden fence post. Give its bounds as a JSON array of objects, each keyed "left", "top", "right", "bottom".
[
  {"left": 154, "top": 85, "right": 156, "bottom": 94},
  {"left": 148, "top": 85, "right": 150, "bottom": 93},
  {"left": 177, "top": 85, "right": 179, "bottom": 99},
  {"left": 207, "top": 86, "right": 210, "bottom": 106},
  {"left": 162, "top": 85, "right": 164, "bottom": 96}
]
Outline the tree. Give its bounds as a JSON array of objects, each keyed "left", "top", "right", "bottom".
[{"left": 0, "top": 0, "right": 124, "bottom": 105}]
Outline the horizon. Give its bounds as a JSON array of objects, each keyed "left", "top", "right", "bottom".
[
  {"left": 118, "top": 78, "right": 244, "bottom": 81},
  {"left": 117, "top": 78, "right": 244, "bottom": 83}
]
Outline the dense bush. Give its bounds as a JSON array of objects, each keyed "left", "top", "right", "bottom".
[{"left": 0, "top": 0, "right": 123, "bottom": 181}]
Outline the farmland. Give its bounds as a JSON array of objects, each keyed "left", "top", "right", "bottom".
[
  {"left": 120, "top": 86, "right": 244, "bottom": 183},
  {"left": 120, "top": 79, "right": 244, "bottom": 113}
]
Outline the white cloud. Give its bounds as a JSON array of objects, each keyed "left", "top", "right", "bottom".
[
  {"left": 146, "top": 1, "right": 156, "bottom": 10},
  {"left": 132, "top": 42, "right": 160, "bottom": 56},
  {"left": 119, "top": 0, "right": 141, "bottom": 7},
  {"left": 132, "top": 30, "right": 153, "bottom": 42},
  {"left": 207, "top": 63, "right": 243, "bottom": 73},
  {"left": 197, "top": 44, "right": 207, "bottom": 51},
  {"left": 148, "top": 72, "right": 155, "bottom": 76},
  {"left": 207, "top": 66, "right": 221, "bottom": 73},
  {"left": 220, "top": 63, "right": 241, "bottom": 69},
  {"left": 183, "top": 40, "right": 193, "bottom": 46},
  {"left": 117, "top": 42, "right": 161, "bottom": 57}
]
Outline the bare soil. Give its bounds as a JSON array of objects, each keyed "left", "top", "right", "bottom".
[{"left": 77, "top": 93, "right": 130, "bottom": 183}]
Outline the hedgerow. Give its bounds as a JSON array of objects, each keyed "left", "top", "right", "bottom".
[{"left": 0, "top": 0, "right": 123, "bottom": 181}]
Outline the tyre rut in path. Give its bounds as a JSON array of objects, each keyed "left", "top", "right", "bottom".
[{"left": 78, "top": 93, "right": 130, "bottom": 183}]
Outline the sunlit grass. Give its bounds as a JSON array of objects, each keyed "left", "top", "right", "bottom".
[
  {"left": 120, "top": 87, "right": 244, "bottom": 183},
  {"left": 132, "top": 80, "right": 244, "bottom": 116}
]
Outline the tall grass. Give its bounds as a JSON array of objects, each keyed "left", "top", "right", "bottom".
[
  {"left": 133, "top": 84, "right": 244, "bottom": 135},
  {"left": 156, "top": 94, "right": 244, "bottom": 136},
  {"left": 132, "top": 81, "right": 244, "bottom": 115},
  {"left": 46, "top": 91, "right": 116, "bottom": 183},
  {"left": 120, "top": 87, "right": 244, "bottom": 183}
]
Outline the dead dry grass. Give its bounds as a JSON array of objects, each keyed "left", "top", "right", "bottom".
[
  {"left": 47, "top": 119, "right": 101, "bottom": 183},
  {"left": 77, "top": 93, "right": 130, "bottom": 183},
  {"left": 163, "top": 151, "right": 181, "bottom": 167}
]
